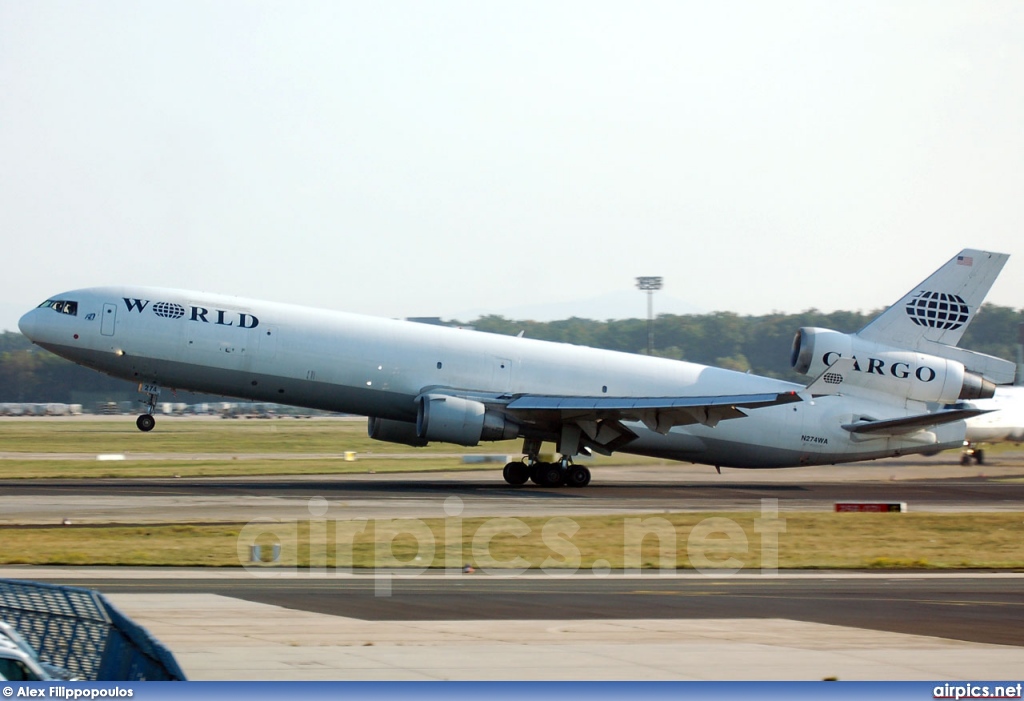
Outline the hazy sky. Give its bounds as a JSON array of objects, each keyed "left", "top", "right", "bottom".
[{"left": 3, "top": 1, "right": 1023, "bottom": 332}]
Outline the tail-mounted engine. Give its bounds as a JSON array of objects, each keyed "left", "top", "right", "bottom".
[{"left": 791, "top": 327, "right": 995, "bottom": 403}]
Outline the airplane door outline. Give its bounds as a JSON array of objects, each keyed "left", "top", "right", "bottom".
[
  {"left": 259, "top": 327, "right": 278, "bottom": 360},
  {"left": 101, "top": 304, "right": 117, "bottom": 336},
  {"left": 493, "top": 357, "right": 514, "bottom": 393}
]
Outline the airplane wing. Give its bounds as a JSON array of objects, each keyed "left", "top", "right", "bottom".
[
  {"left": 422, "top": 386, "right": 803, "bottom": 456},
  {"left": 505, "top": 391, "right": 801, "bottom": 428},
  {"left": 841, "top": 407, "right": 993, "bottom": 436},
  {"left": 502, "top": 390, "right": 802, "bottom": 454}
]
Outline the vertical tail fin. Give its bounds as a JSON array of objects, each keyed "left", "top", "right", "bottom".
[
  {"left": 857, "top": 249, "right": 1008, "bottom": 349},
  {"left": 856, "top": 248, "right": 1015, "bottom": 385}
]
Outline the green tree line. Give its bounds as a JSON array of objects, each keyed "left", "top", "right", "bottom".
[
  {"left": 2, "top": 304, "right": 1022, "bottom": 404},
  {"left": 462, "top": 304, "right": 1024, "bottom": 379}
]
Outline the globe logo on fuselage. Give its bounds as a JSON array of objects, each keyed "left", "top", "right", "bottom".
[
  {"left": 153, "top": 302, "right": 186, "bottom": 319},
  {"left": 905, "top": 290, "right": 969, "bottom": 330}
]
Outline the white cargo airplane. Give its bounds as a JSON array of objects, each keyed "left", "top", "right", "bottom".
[
  {"left": 18, "top": 249, "right": 1012, "bottom": 487},
  {"left": 960, "top": 386, "right": 1024, "bottom": 464}
]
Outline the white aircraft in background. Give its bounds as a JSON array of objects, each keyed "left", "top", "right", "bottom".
[
  {"left": 18, "top": 249, "right": 1012, "bottom": 487},
  {"left": 960, "top": 386, "right": 1024, "bottom": 464}
]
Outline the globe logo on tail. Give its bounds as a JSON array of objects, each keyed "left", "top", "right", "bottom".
[{"left": 905, "top": 291, "right": 970, "bottom": 330}]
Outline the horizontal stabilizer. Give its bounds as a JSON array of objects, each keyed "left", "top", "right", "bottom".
[
  {"left": 917, "top": 342, "right": 1017, "bottom": 386},
  {"left": 842, "top": 407, "right": 992, "bottom": 436},
  {"left": 804, "top": 357, "right": 858, "bottom": 397}
]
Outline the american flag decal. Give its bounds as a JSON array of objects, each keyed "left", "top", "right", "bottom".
[{"left": 958, "top": 256, "right": 973, "bottom": 266}]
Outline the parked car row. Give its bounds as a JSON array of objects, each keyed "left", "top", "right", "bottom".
[{"left": 0, "top": 403, "right": 83, "bottom": 416}]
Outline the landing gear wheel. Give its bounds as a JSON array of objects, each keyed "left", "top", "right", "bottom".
[
  {"left": 532, "top": 462, "right": 564, "bottom": 487},
  {"left": 975, "top": 449, "right": 985, "bottom": 465},
  {"left": 502, "top": 462, "right": 529, "bottom": 486},
  {"left": 136, "top": 414, "right": 156, "bottom": 432},
  {"left": 565, "top": 465, "right": 591, "bottom": 488}
]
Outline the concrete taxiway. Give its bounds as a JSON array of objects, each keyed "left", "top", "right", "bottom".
[{"left": 2, "top": 568, "right": 1022, "bottom": 681}]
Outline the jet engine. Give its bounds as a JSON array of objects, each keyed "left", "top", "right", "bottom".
[
  {"left": 791, "top": 327, "right": 995, "bottom": 403},
  {"left": 416, "top": 394, "right": 520, "bottom": 446},
  {"left": 367, "top": 417, "right": 428, "bottom": 447}
]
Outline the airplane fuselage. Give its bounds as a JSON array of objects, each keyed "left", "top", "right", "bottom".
[
  {"left": 18, "top": 286, "right": 967, "bottom": 469},
  {"left": 966, "top": 386, "right": 1024, "bottom": 444}
]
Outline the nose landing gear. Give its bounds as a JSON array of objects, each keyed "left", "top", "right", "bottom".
[{"left": 136, "top": 383, "right": 160, "bottom": 432}]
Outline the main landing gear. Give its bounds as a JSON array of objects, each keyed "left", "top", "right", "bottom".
[
  {"left": 502, "top": 459, "right": 591, "bottom": 488},
  {"left": 961, "top": 445, "right": 985, "bottom": 465},
  {"left": 502, "top": 436, "right": 593, "bottom": 487}
]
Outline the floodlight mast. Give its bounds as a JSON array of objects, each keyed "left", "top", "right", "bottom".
[{"left": 635, "top": 276, "right": 663, "bottom": 355}]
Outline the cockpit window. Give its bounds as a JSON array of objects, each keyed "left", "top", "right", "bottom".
[{"left": 37, "top": 300, "right": 78, "bottom": 316}]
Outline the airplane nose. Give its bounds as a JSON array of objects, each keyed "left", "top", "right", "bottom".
[{"left": 18, "top": 309, "right": 41, "bottom": 342}]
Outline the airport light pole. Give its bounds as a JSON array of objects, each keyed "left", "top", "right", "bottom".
[
  {"left": 635, "top": 276, "right": 663, "bottom": 356},
  {"left": 1017, "top": 322, "right": 1024, "bottom": 387}
]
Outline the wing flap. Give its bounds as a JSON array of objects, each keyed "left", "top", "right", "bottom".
[
  {"left": 506, "top": 391, "right": 801, "bottom": 434},
  {"left": 506, "top": 391, "right": 800, "bottom": 413}
]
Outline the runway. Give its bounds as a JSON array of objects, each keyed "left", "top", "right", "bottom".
[{"left": 2, "top": 457, "right": 1024, "bottom": 523}]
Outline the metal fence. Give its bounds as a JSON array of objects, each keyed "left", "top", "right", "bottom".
[{"left": 0, "top": 579, "right": 186, "bottom": 681}]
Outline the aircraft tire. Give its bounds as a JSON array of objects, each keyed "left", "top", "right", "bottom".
[
  {"left": 136, "top": 414, "right": 156, "bottom": 432},
  {"left": 533, "top": 462, "right": 564, "bottom": 487},
  {"left": 502, "top": 462, "right": 529, "bottom": 486},
  {"left": 975, "top": 449, "right": 985, "bottom": 465},
  {"left": 565, "top": 465, "right": 591, "bottom": 488}
]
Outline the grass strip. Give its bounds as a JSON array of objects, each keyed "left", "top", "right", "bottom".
[
  {"left": 0, "top": 419, "right": 519, "bottom": 455},
  {"left": 2, "top": 512, "right": 1022, "bottom": 569},
  {"left": 0, "top": 458, "right": 493, "bottom": 479}
]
